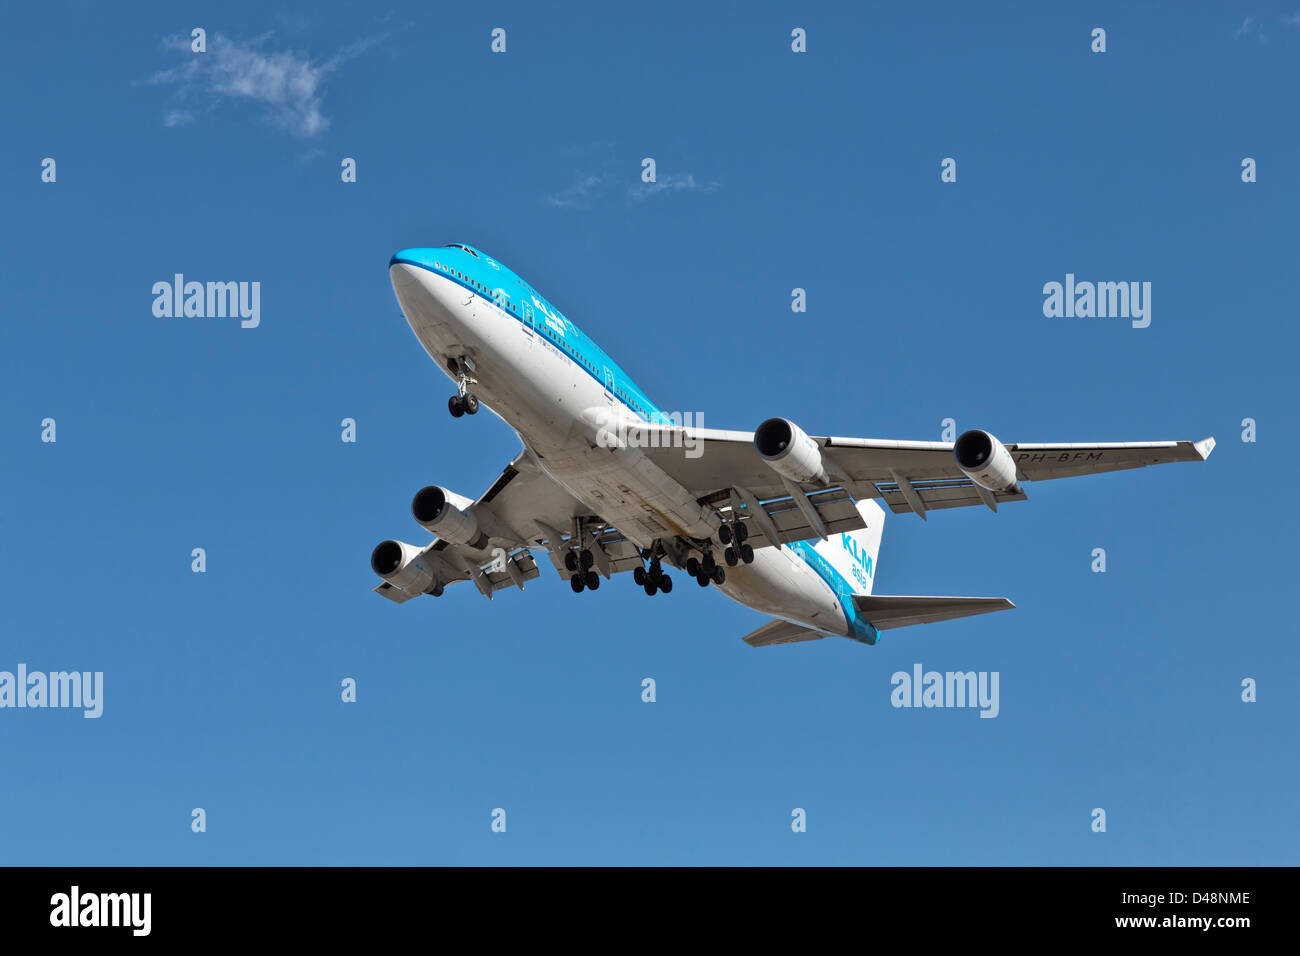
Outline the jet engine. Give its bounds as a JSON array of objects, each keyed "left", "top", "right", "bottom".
[
  {"left": 953, "top": 429, "right": 1019, "bottom": 493},
  {"left": 754, "top": 417, "right": 828, "bottom": 484},
  {"left": 370, "top": 539, "right": 441, "bottom": 595},
  {"left": 410, "top": 485, "right": 487, "bottom": 547}
]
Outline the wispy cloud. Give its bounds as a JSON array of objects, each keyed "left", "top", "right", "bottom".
[
  {"left": 1233, "top": 13, "right": 1294, "bottom": 41},
  {"left": 627, "top": 173, "right": 719, "bottom": 202},
  {"left": 148, "top": 32, "right": 382, "bottom": 137},
  {"left": 547, "top": 174, "right": 613, "bottom": 208},
  {"left": 548, "top": 168, "right": 719, "bottom": 208}
]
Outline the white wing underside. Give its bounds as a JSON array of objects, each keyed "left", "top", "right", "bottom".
[
  {"left": 374, "top": 429, "right": 1213, "bottom": 599},
  {"left": 633, "top": 426, "right": 1214, "bottom": 517}
]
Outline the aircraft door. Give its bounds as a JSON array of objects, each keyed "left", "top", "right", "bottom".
[{"left": 522, "top": 301, "right": 535, "bottom": 343}]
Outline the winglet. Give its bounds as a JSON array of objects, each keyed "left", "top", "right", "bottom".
[{"left": 1194, "top": 436, "right": 1216, "bottom": 460}]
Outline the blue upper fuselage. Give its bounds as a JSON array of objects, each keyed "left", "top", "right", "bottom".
[{"left": 390, "top": 244, "right": 667, "bottom": 423}]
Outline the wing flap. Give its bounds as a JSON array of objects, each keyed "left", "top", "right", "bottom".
[
  {"left": 749, "top": 488, "right": 866, "bottom": 545},
  {"left": 875, "top": 478, "right": 1027, "bottom": 515},
  {"left": 373, "top": 581, "right": 420, "bottom": 604}
]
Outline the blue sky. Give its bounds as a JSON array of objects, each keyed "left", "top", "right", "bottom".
[{"left": 1, "top": 1, "right": 1296, "bottom": 865}]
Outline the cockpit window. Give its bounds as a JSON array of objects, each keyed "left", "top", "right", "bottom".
[{"left": 442, "top": 243, "right": 480, "bottom": 258}]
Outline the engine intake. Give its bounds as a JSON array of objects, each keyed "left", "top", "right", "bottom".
[
  {"left": 370, "top": 539, "right": 440, "bottom": 595},
  {"left": 754, "top": 418, "right": 827, "bottom": 485},
  {"left": 953, "top": 429, "right": 1019, "bottom": 493},
  {"left": 411, "top": 485, "right": 485, "bottom": 547}
]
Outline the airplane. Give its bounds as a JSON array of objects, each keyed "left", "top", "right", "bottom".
[{"left": 371, "top": 243, "right": 1215, "bottom": 647}]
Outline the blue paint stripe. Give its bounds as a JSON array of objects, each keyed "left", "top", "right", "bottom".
[
  {"left": 391, "top": 255, "right": 664, "bottom": 422},
  {"left": 790, "top": 541, "right": 879, "bottom": 645}
]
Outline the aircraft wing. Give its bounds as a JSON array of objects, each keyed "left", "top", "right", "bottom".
[
  {"left": 635, "top": 425, "right": 1214, "bottom": 522},
  {"left": 373, "top": 449, "right": 598, "bottom": 602}
]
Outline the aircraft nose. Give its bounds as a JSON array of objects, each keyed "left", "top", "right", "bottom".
[
  {"left": 389, "top": 248, "right": 457, "bottom": 332},
  {"left": 389, "top": 248, "right": 434, "bottom": 291}
]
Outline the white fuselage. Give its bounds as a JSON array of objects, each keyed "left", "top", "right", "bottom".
[{"left": 389, "top": 260, "right": 853, "bottom": 638}]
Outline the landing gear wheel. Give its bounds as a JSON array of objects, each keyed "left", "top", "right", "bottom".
[
  {"left": 740, "top": 544, "right": 754, "bottom": 564},
  {"left": 724, "top": 547, "right": 738, "bottom": 567},
  {"left": 686, "top": 556, "right": 700, "bottom": 577},
  {"left": 644, "top": 578, "right": 658, "bottom": 596},
  {"left": 702, "top": 553, "right": 717, "bottom": 575},
  {"left": 570, "top": 574, "right": 585, "bottom": 593},
  {"left": 448, "top": 395, "right": 465, "bottom": 418},
  {"left": 633, "top": 566, "right": 646, "bottom": 586},
  {"left": 718, "top": 523, "right": 732, "bottom": 545},
  {"left": 658, "top": 574, "right": 672, "bottom": 594},
  {"left": 564, "top": 551, "right": 578, "bottom": 572},
  {"left": 429, "top": 584, "right": 444, "bottom": 597},
  {"left": 463, "top": 393, "right": 480, "bottom": 415},
  {"left": 585, "top": 571, "right": 600, "bottom": 590},
  {"left": 734, "top": 522, "right": 748, "bottom": 543},
  {"left": 580, "top": 549, "right": 594, "bottom": 570},
  {"left": 696, "top": 573, "right": 710, "bottom": 588},
  {"left": 712, "top": 565, "right": 726, "bottom": 585}
]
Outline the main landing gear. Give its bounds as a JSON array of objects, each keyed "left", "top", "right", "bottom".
[
  {"left": 633, "top": 548, "right": 673, "bottom": 596},
  {"left": 566, "top": 546, "right": 600, "bottom": 593},
  {"left": 446, "top": 356, "right": 480, "bottom": 418},
  {"left": 685, "top": 551, "right": 726, "bottom": 588},
  {"left": 718, "top": 519, "right": 754, "bottom": 567}
]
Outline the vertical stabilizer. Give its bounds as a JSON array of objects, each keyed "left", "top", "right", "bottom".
[{"left": 813, "top": 498, "right": 884, "bottom": 596}]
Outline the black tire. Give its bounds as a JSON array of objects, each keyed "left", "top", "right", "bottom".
[
  {"left": 686, "top": 557, "right": 700, "bottom": 577},
  {"left": 724, "top": 547, "right": 738, "bottom": 567},
  {"left": 740, "top": 544, "right": 754, "bottom": 564},
  {"left": 448, "top": 396, "right": 464, "bottom": 417},
  {"left": 463, "top": 393, "right": 480, "bottom": 415},
  {"left": 702, "top": 553, "right": 716, "bottom": 574},
  {"left": 633, "top": 566, "right": 646, "bottom": 586},
  {"left": 570, "top": 574, "right": 584, "bottom": 593},
  {"left": 696, "top": 573, "right": 710, "bottom": 588},
  {"left": 564, "top": 551, "right": 578, "bottom": 572},
  {"left": 585, "top": 571, "right": 600, "bottom": 590},
  {"left": 734, "top": 522, "right": 748, "bottom": 543},
  {"left": 659, "top": 574, "right": 672, "bottom": 594},
  {"left": 580, "top": 549, "right": 594, "bottom": 570},
  {"left": 712, "top": 565, "right": 726, "bottom": 585},
  {"left": 644, "top": 578, "right": 657, "bottom": 596},
  {"left": 718, "top": 523, "right": 732, "bottom": 545}
]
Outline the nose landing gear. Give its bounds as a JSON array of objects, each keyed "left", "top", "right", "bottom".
[{"left": 446, "top": 356, "right": 480, "bottom": 417}]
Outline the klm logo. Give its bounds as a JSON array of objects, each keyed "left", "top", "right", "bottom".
[{"left": 841, "top": 534, "right": 873, "bottom": 578}]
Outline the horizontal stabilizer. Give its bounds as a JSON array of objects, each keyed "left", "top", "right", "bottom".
[
  {"left": 742, "top": 618, "right": 828, "bottom": 647},
  {"left": 851, "top": 594, "right": 1015, "bottom": 630}
]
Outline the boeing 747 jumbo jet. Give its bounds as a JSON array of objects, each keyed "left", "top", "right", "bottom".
[{"left": 370, "top": 244, "right": 1214, "bottom": 647}]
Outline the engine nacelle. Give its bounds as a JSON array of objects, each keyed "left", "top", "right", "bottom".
[
  {"left": 754, "top": 418, "right": 827, "bottom": 484},
  {"left": 953, "top": 429, "right": 1019, "bottom": 493},
  {"left": 410, "top": 485, "right": 485, "bottom": 547},
  {"left": 370, "top": 539, "right": 441, "bottom": 595}
]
